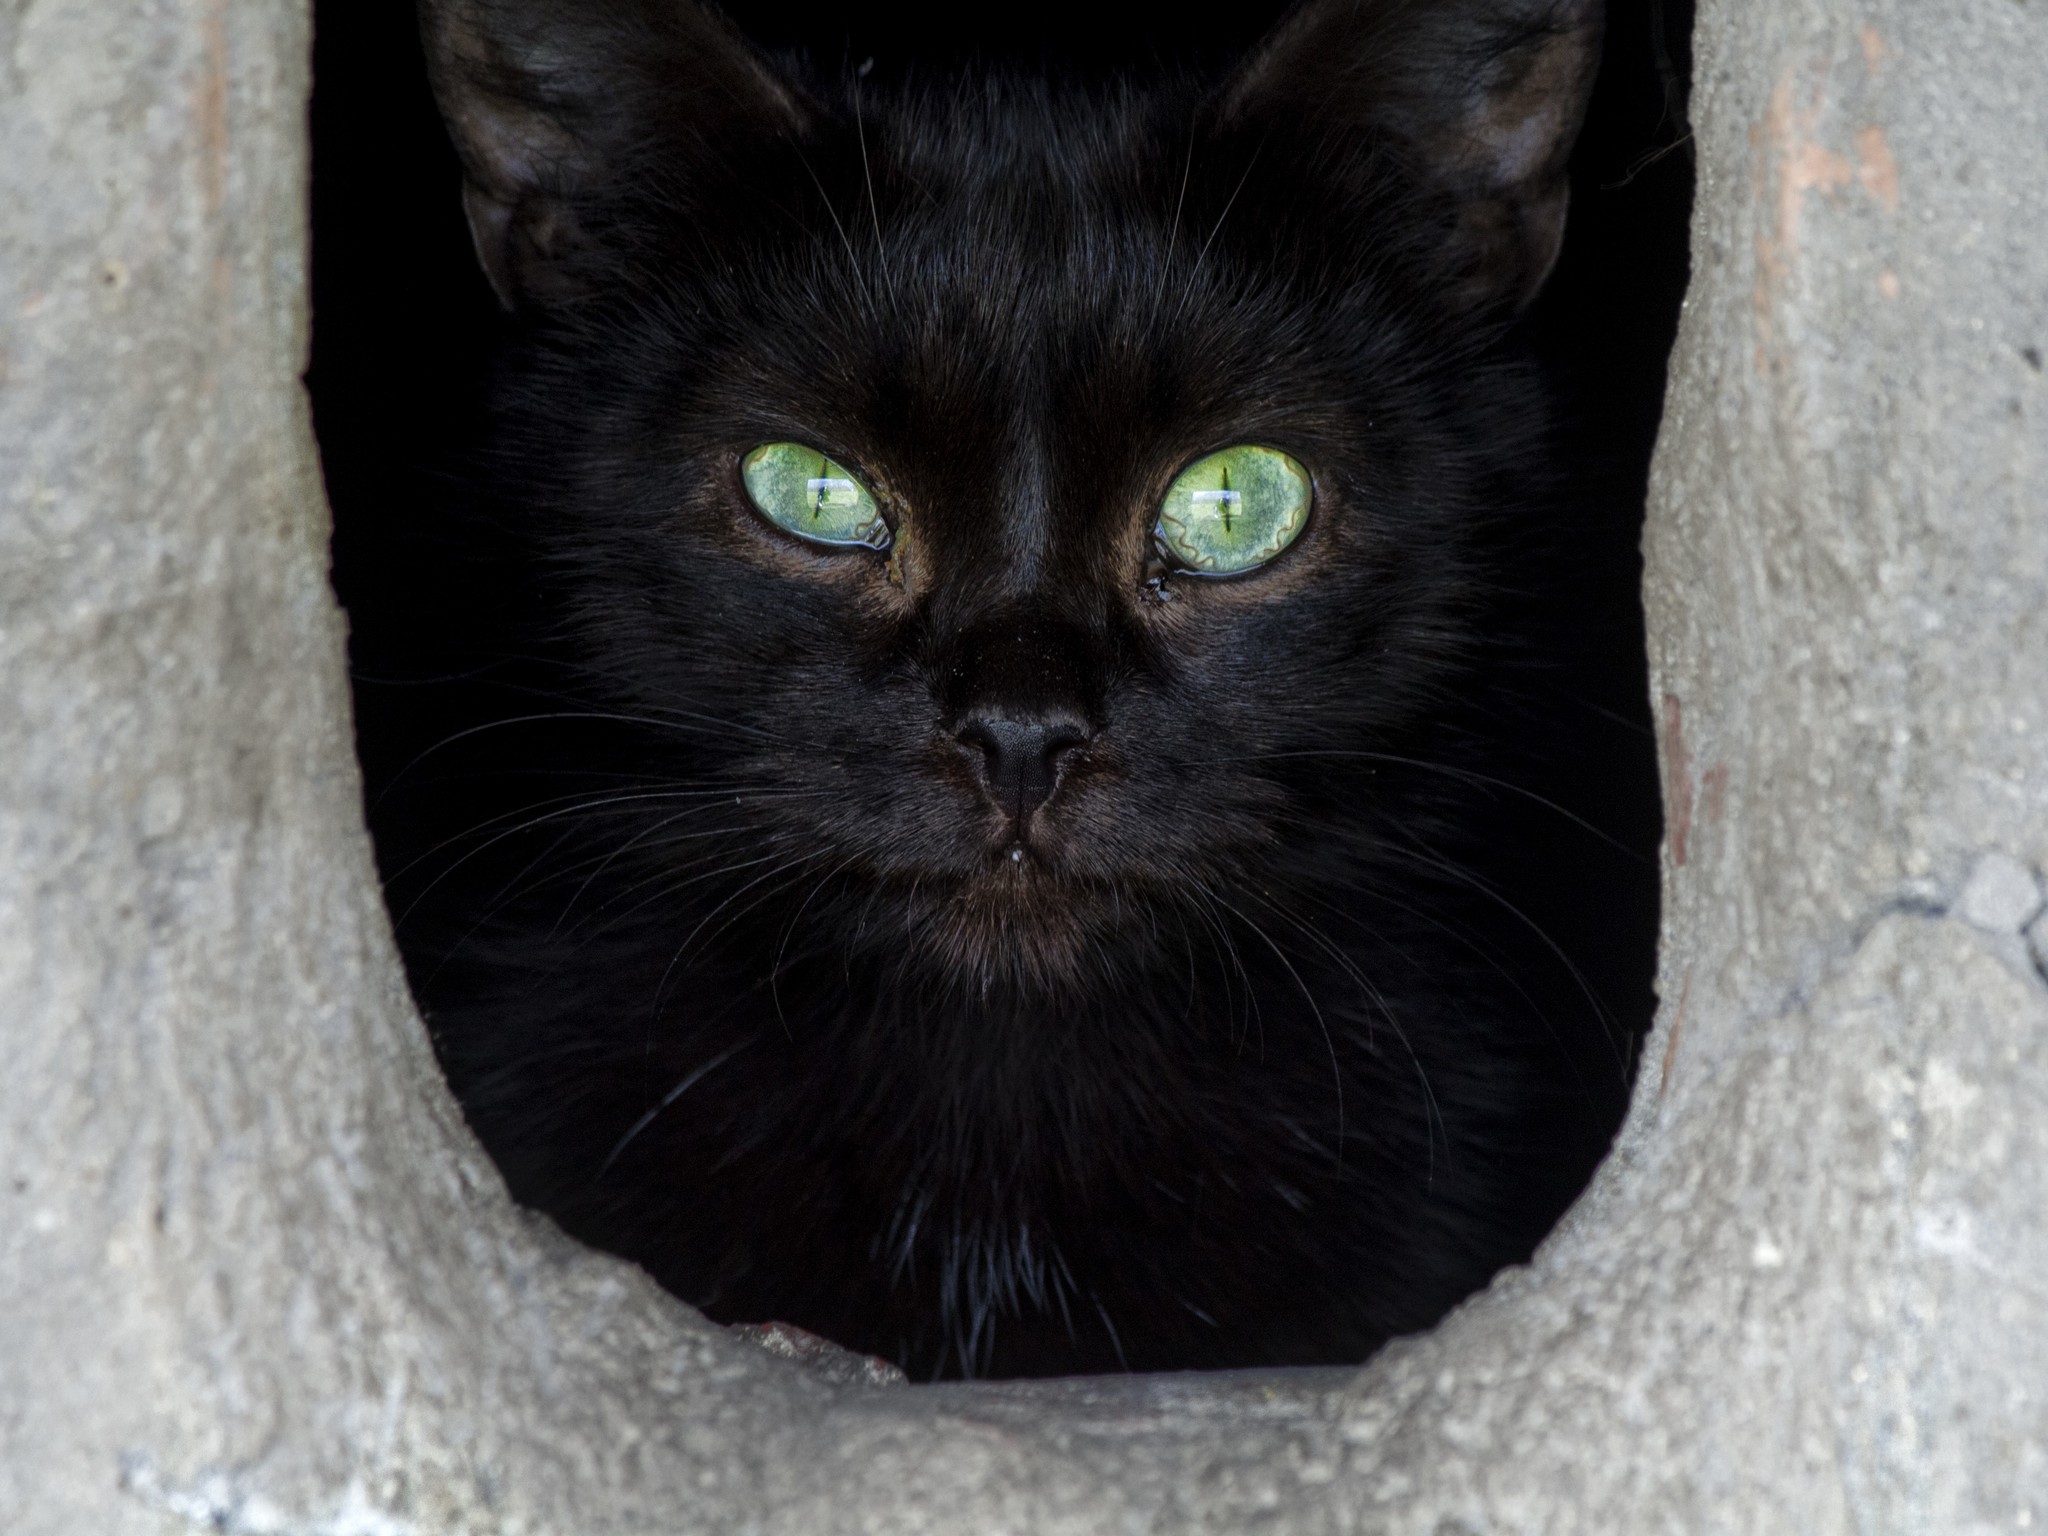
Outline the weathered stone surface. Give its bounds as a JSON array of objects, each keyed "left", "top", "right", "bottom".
[{"left": 2, "top": 0, "right": 2042, "bottom": 1530}]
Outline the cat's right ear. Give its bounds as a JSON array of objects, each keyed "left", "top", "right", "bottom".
[
  {"left": 419, "top": 0, "right": 807, "bottom": 310},
  {"left": 1220, "top": 0, "right": 1603, "bottom": 313}
]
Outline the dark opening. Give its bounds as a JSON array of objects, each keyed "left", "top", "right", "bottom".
[{"left": 312, "top": 0, "right": 1691, "bottom": 1380}]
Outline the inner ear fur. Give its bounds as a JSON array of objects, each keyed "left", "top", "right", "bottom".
[
  {"left": 1223, "top": 0, "right": 1604, "bottom": 313},
  {"left": 419, "top": 0, "right": 807, "bottom": 310}
]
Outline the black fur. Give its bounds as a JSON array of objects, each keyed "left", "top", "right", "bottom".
[{"left": 365, "top": 0, "right": 1652, "bottom": 1379}]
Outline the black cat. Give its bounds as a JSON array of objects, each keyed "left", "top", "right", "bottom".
[{"left": 372, "top": 0, "right": 1649, "bottom": 1379}]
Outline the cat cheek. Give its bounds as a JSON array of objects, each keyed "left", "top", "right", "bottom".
[
  {"left": 875, "top": 517, "right": 926, "bottom": 604},
  {"left": 1125, "top": 549, "right": 1330, "bottom": 641},
  {"left": 719, "top": 508, "right": 907, "bottom": 610}
]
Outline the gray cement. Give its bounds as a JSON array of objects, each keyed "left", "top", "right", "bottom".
[{"left": 3, "top": 0, "right": 2043, "bottom": 1529}]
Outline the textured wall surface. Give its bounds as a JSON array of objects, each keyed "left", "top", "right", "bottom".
[{"left": 2, "top": 0, "right": 2043, "bottom": 1530}]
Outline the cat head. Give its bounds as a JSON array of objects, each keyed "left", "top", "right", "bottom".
[{"left": 417, "top": 0, "right": 1602, "bottom": 1000}]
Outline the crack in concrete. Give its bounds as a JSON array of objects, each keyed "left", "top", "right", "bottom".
[{"left": 1695, "top": 854, "right": 2048, "bottom": 1080}]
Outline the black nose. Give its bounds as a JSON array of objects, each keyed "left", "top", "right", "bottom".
[{"left": 955, "top": 714, "right": 1088, "bottom": 827}]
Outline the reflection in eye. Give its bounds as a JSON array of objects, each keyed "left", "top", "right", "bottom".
[
  {"left": 806, "top": 476, "right": 860, "bottom": 514},
  {"left": 1190, "top": 471, "right": 1241, "bottom": 535}
]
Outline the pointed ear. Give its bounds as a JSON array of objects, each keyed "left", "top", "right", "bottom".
[
  {"left": 419, "top": 0, "right": 807, "bottom": 310},
  {"left": 1222, "top": 0, "right": 1603, "bottom": 312}
]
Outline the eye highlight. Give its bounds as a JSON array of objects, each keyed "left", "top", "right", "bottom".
[
  {"left": 741, "top": 443, "right": 890, "bottom": 550},
  {"left": 1154, "top": 445, "right": 1310, "bottom": 576}
]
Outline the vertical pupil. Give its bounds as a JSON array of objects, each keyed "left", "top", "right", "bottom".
[
  {"left": 1187, "top": 460, "right": 1242, "bottom": 543},
  {"left": 812, "top": 453, "right": 828, "bottom": 522}
]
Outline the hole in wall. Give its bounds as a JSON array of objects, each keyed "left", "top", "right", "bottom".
[{"left": 311, "top": 0, "right": 1690, "bottom": 1384}]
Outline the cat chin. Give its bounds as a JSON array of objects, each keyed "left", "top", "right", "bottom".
[{"left": 892, "top": 863, "right": 1158, "bottom": 998}]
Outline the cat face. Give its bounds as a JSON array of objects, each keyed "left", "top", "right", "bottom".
[{"left": 421, "top": 0, "right": 1601, "bottom": 998}]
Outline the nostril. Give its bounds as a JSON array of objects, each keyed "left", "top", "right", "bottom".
[
  {"left": 1041, "top": 721, "right": 1087, "bottom": 768},
  {"left": 954, "top": 716, "right": 1088, "bottom": 825}
]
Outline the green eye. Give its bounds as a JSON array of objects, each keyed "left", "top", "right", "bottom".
[
  {"left": 1154, "top": 445, "right": 1311, "bottom": 576},
  {"left": 741, "top": 443, "right": 890, "bottom": 550}
]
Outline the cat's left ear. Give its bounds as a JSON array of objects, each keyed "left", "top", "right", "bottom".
[
  {"left": 1221, "top": 0, "right": 1603, "bottom": 312},
  {"left": 420, "top": 0, "right": 809, "bottom": 310}
]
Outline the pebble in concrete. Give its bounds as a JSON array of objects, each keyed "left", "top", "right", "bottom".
[{"left": 1956, "top": 852, "right": 2044, "bottom": 936}]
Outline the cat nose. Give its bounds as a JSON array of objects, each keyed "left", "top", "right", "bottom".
[{"left": 954, "top": 714, "right": 1089, "bottom": 828}]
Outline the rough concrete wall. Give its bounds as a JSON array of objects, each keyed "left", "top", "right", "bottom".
[{"left": 2, "top": 0, "right": 2042, "bottom": 1531}]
